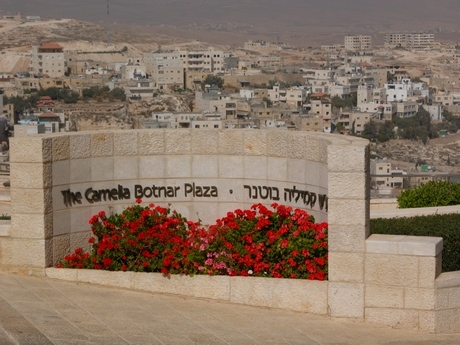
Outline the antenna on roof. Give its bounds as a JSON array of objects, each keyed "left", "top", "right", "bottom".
[{"left": 106, "top": 0, "right": 111, "bottom": 46}]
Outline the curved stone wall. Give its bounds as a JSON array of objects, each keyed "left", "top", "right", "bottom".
[{"left": 4, "top": 129, "right": 368, "bottom": 270}]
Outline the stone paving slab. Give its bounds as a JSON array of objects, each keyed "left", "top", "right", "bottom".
[{"left": 0, "top": 271, "right": 460, "bottom": 345}]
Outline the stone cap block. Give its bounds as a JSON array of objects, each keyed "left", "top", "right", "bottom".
[
  {"left": 435, "top": 271, "right": 460, "bottom": 289},
  {"left": 366, "top": 234, "right": 443, "bottom": 257}
]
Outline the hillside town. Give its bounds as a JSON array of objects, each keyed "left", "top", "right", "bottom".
[{"left": 1, "top": 14, "right": 460, "bottom": 195}]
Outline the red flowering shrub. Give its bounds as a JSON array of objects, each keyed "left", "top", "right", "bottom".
[
  {"left": 58, "top": 202, "right": 328, "bottom": 280},
  {"left": 187, "top": 203, "right": 328, "bottom": 280}
]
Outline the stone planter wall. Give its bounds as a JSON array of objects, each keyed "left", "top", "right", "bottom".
[{"left": 2, "top": 129, "right": 459, "bottom": 333}]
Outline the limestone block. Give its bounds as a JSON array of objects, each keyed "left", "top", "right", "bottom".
[
  {"left": 287, "top": 159, "right": 306, "bottom": 184},
  {"left": 449, "top": 287, "right": 460, "bottom": 309},
  {"left": 132, "top": 272, "right": 231, "bottom": 301},
  {"left": 138, "top": 130, "right": 165, "bottom": 155},
  {"left": 139, "top": 156, "right": 166, "bottom": 179},
  {"left": 270, "top": 278, "right": 328, "bottom": 315},
  {"left": 318, "top": 164, "right": 328, "bottom": 189},
  {"left": 328, "top": 224, "right": 369, "bottom": 253},
  {"left": 244, "top": 156, "right": 267, "bottom": 180},
  {"left": 435, "top": 271, "right": 460, "bottom": 289},
  {"left": 70, "top": 231, "right": 92, "bottom": 254},
  {"left": 218, "top": 155, "right": 244, "bottom": 178},
  {"left": 10, "top": 137, "right": 52, "bottom": 163},
  {"left": 328, "top": 282, "right": 364, "bottom": 318},
  {"left": 45, "top": 267, "right": 78, "bottom": 282},
  {"left": 328, "top": 198, "right": 369, "bottom": 227},
  {"left": 165, "top": 130, "right": 191, "bottom": 154},
  {"left": 328, "top": 172, "right": 368, "bottom": 199},
  {"left": 328, "top": 143, "right": 369, "bottom": 173},
  {"left": 70, "top": 208, "right": 92, "bottom": 234},
  {"left": 317, "top": 138, "right": 331, "bottom": 164},
  {"left": 435, "top": 288, "right": 450, "bottom": 310},
  {"left": 305, "top": 136, "right": 321, "bottom": 162},
  {"left": 0, "top": 238, "right": 49, "bottom": 268},
  {"left": 218, "top": 179, "right": 246, "bottom": 203},
  {"left": 287, "top": 133, "right": 307, "bottom": 159},
  {"left": 267, "top": 157, "right": 288, "bottom": 182},
  {"left": 244, "top": 131, "right": 267, "bottom": 156},
  {"left": 91, "top": 157, "right": 114, "bottom": 182},
  {"left": 70, "top": 158, "right": 91, "bottom": 183},
  {"left": 9, "top": 213, "right": 52, "bottom": 239},
  {"left": 230, "top": 276, "right": 328, "bottom": 315},
  {"left": 365, "top": 308, "right": 419, "bottom": 330},
  {"left": 218, "top": 130, "right": 244, "bottom": 155},
  {"left": 303, "top": 161, "right": 320, "bottom": 189},
  {"left": 52, "top": 135, "right": 70, "bottom": 161},
  {"left": 365, "top": 284, "right": 404, "bottom": 308},
  {"left": 191, "top": 130, "right": 219, "bottom": 154},
  {"left": 365, "top": 254, "right": 418, "bottom": 287},
  {"left": 419, "top": 311, "right": 436, "bottom": 333},
  {"left": 53, "top": 234, "right": 70, "bottom": 265},
  {"left": 434, "top": 309, "right": 460, "bottom": 333},
  {"left": 404, "top": 288, "right": 436, "bottom": 310},
  {"left": 77, "top": 269, "right": 133, "bottom": 290},
  {"left": 191, "top": 198, "right": 220, "bottom": 225},
  {"left": 267, "top": 131, "right": 289, "bottom": 158},
  {"left": 53, "top": 209, "right": 71, "bottom": 236},
  {"left": 11, "top": 188, "right": 52, "bottom": 214},
  {"left": 192, "top": 155, "right": 218, "bottom": 178},
  {"left": 114, "top": 131, "right": 138, "bottom": 156},
  {"left": 366, "top": 234, "right": 402, "bottom": 255},
  {"left": 114, "top": 156, "right": 139, "bottom": 180},
  {"left": 52, "top": 160, "right": 70, "bottom": 186},
  {"left": 91, "top": 132, "right": 114, "bottom": 157},
  {"left": 165, "top": 155, "right": 191, "bottom": 178},
  {"left": 328, "top": 252, "right": 364, "bottom": 283},
  {"left": 398, "top": 236, "right": 443, "bottom": 257},
  {"left": 10, "top": 162, "right": 52, "bottom": 189},
  {"left": 419, "top": 255, "right": 442, "bottom": 289},
  {"left": 70, "top": 134, "right": 91, "bottom": 159}
]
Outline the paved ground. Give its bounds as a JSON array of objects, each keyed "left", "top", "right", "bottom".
[{"left": 0, "top": 272, "right": 459, "bottom": 345}]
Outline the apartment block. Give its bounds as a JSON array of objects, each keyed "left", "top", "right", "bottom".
[
  {"left": 31, "top": 43, "right": 65, "bottom": 78},
  {"left": 344, "top": 35, "right": 372, "bottom": 51},
  {"left": 384, "top": 33, "right": 434, "bottom": 49}
]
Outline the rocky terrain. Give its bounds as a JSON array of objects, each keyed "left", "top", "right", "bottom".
[
  {"left": 59, "top": 94, "right": 193, "bottom": 131},
  {"left": 372, "top": 135, "right": 460, "bottom": 173}
]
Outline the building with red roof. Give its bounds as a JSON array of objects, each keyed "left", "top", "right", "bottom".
[{"left": 31, "top": 43, "right": 65, "bottom": 78}]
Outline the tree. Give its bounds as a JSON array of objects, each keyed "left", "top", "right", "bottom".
[
  {"left": 201, "top": 74, "right": 224, "bottom": 89},
  {"left": 109, "top": 87, "right": 126, "bottom": 101}
]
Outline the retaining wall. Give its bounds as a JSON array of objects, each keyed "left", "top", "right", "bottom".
[{"left": 0, "top": 129, "right": 458, "bottom": 333}]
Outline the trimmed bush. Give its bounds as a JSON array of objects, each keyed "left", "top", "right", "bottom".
[
  {"left": 370, "top": 214, "right": 460, "bottom": 272},
  {"left": 397, "top": 180, "right": 460, "bottom": 208}
]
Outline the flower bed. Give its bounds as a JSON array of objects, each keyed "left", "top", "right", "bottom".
[{"left": 58, "top": 201, "right": 328, "bottom": 280}]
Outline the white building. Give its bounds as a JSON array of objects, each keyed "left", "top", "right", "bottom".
[{"left": 344, "top": 35, "right": 372, "bottom": 51}]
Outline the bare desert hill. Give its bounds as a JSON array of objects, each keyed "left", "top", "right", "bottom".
[{"left": 2, "top": 0, "right": 460, "bottom": 46}]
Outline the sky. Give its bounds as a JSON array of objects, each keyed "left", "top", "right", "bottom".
[{"left": 2, "top": 1, "right": 460, "bottom": 40}]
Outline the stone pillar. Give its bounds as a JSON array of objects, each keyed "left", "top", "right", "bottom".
[
  {"left": 327, "top": 141, "right": 370, "bottom": 318},
  {"left": 0, "top": 136, "right": 53, "bottom": 272}
]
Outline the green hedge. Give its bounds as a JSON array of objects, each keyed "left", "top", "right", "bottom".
[
  {"left": 397, "top": 180, "right": 460, "bottom": 208},
  {"left": 370, "top": 214, "right": 460, "bottom": 272}
]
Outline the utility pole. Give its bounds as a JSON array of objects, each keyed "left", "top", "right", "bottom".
[{"left": 107, "top": 0, "right": 111, "bottom": 46}]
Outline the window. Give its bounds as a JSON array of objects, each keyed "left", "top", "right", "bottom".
[
  {"left": 214, "top": 124, "right": 219, "bottom": 128},
  {"left": 195, "top": 125, "right": 200, "bottom": 128}
]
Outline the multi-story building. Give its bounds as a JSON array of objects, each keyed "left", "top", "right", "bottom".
[
  {"left": 395, "top": 101, "right": 418, "bottom": 118},
  {"left": 384, "top": 33, "right": 434, "bottom": 50},
  {"left": 405, "top": 33, "right": 434, "bottom": 50},
  {"left": 31, "top": 43, "right": 65, "bottom": 78},
  {"left": 370, "top": 159, "right": 405, "bottom": 189},
  {"left": 310, "top": 93, "right": 332, "bottom": 118},
  {"left": 344, "top": 35, "right": 372, "bottom": 51}
]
